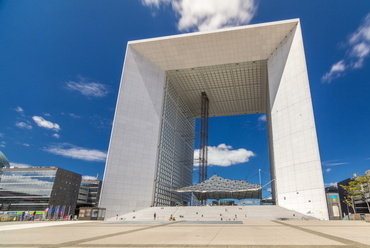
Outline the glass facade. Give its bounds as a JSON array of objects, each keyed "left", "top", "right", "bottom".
[
  {"left": 1, "top": 170, "right": 56, "bottom": 196},
  {"left": 0, "top": 168, "right": 81, "bottom": 213},
  {"left": 0, "top": 169, "right": 56, "bottom": 211},
  {"left": 153, "top": 79, "right": 194, "bottom": 206}
]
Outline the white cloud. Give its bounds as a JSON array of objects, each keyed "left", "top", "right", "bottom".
[
  {"left": 44, "top": 144, "right": 107, "bottom": 162},
  {"left": 52, "top": 133, "right": 60, "bottom": 139},
  {"left": 9, "top": 162, "right": 32, "bottom": 168},
  {"left": 65, "top": 76, "right": 109, "bottom": 98},
  {"left": 322, "top": 12, "right": 370, "bottom": 82},
  {"left": 32, "top": 116, "right": 60, "bottom": 131},
  {"left": 142, "top": 0, "right": 258, "bottom": 32},
  {"left": 194, "top": 143, "right": 255, "bottom": 167},
  {"left": 351, "top": 42, "right": 370, "bottom": 58},
  {"left": 321, "top": 60, "right": 346, "bottom": 83},
  {"left": 325, "top": 182, "right": 338, "bottom": 187},
  {"left": 322, "top": 160, "right": 349, "bottom": 167},
  {"left": 0, "top": 141, "right": 6, "bottom": 148},
  {"left": 15, "top": 122, "right": 33, "bottom": 130},
  {"left": 142, "top": 0, "right": 171, "bottom": 7},
  {"left": 325, "top": 168, "right": 331, "bottom": 173},
  {"left": 15, "top": 106, "right": 24, "bottom": 113},
  {"left": 258, "top": 114, "right": 266, "bottom": 122},
  {"left": 89, "top": 115, "right": 112, "bottom": 129},
  {"left": 22, "top": 143, "right": 30, "bottom": 147},
  {"left": 69, "top": 113, "right": 81, "bottom": 119},
  {"left": 82, "top": 175, "right": 99, "bottom": 181}
]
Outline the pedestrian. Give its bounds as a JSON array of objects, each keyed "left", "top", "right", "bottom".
[
  {"left": 154, "top": 212, "right": 156, "bottom": 220},
  {"left": 116, "top": 214, "right": 118, "bottom": 220},
  {"left": 32, "top": 211, "right": 36, "bottom": 221},
  {"left": 21, "top": 211, "right": 25, "bottom": 221}
]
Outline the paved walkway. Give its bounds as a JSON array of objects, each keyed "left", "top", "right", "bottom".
[{"left": 0, "top": 220, "right": 369, "bottom": 247}]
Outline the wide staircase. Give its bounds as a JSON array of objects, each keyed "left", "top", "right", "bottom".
[{"left": 110, "top": 205, "right": 317, "bottom": 222}]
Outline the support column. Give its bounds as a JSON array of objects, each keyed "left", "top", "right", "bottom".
[{"left": 198, "top": 92, "right": 209, "bottom": 184}]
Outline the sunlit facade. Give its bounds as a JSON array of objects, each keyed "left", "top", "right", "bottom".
[
  {"left": 0, "top": 167, "right": 81, "bottom": 212},
  {"left": 100, "top": 19, "right": 329, "bottom": 220}
]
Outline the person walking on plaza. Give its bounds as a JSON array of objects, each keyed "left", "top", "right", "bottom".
[{"left": 154, "top": 212, "right": 156, "bottom": 220}]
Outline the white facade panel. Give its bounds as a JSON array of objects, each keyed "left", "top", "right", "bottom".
[
  {"left": 99, "top": 46, "right": 166, "bottom": 218},
  {"left": 267, "top": 24, "right": 328, "bottom": 220}
]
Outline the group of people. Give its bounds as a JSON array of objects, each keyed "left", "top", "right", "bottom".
[
  {"left": 21, "top": 211, "right": 36, "bottom": 221},
  {"left": 153, "top": 212, "right": 177, "bottom": 221},
  {"left": 169, "top": 214, "right": 175, "bottom": 221}
]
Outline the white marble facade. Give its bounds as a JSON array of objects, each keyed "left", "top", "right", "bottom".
[{"left": 99, "top": 19, "right": 329, "bottom": 220}]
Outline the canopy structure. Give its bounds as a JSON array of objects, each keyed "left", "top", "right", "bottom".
[{"left": 175, "top": 175, "right": 261, "bottom": 201}]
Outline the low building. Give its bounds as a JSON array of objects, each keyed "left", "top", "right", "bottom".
[
  {"left": 325, "top": 186, "right": 342, "bottom": 220},
  {"left": 0, "top": 167, "right": 81, "bottom": 216},
  {"left": 78, "top": 207, "right": 106, "bottom": 221}
]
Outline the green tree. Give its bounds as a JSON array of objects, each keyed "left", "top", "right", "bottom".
[
  {"left": 354, "top": 174, "right": 370, "bottom": 213},
  {"left": 340, "top": 173, "right": 370, "bottom": 214},
  {"left": 340, "top": 180, "right": 361, "bottom": 214}
]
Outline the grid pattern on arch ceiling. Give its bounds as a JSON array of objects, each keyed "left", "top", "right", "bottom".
[{"left": 166, "top": 60, "right": 268, "bottom": 118}]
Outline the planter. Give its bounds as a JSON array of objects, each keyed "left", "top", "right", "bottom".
[
  {"left": 365, "top": 214, "right": 370, "bottom": 222},
  {"left": 349, "top": 214, "right": 361, "bottom": 220}
]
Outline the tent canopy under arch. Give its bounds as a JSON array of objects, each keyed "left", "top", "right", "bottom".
[{"left": 175, "top": 175, "right": 262, "bottom": 201}]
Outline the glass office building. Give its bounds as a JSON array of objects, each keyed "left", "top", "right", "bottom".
[
  {"left": 0, "top": 167, "right": 81, "bottom": 212},
  {"left": 77, "top": 179, "right": 102, "bottom": 207}
]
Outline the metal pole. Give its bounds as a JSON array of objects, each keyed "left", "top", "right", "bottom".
[
  {"left": 259, "top": 169, "right": 262, "bottom": 187},
  {"left": 198, "top": 92, "right": 209, "bottom": 205}
]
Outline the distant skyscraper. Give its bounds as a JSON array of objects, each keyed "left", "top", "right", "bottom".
[{"left": 100, "top": 19, "right": 329, "bottom": 220}]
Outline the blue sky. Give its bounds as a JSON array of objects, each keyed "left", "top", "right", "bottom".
[{"left": 1, "top": 1, "right": 370, "bottom": 198}]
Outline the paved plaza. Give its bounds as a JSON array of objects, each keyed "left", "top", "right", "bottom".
[{"left": 0, "top": 220, "right": 369, "bottom": 248}]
